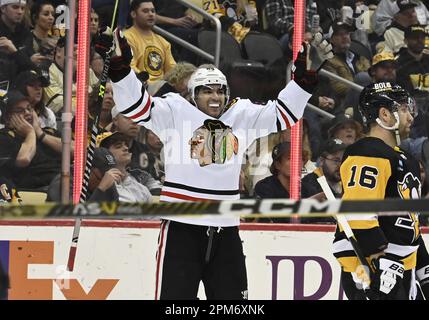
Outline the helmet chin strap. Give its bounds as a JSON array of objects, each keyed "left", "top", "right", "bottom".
[{"left": 376, "top": 111, "right": 401, "bottom": 145}]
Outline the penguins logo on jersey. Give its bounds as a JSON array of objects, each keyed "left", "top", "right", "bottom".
[
  {"left": 397, "top": 172, "right": 421, "bottom": 199},
  {"left": 189, "top": 119, "right": 238, "bottom": 167},
  {"left": 143, "top": 46, "right": 163, "bottom": 77}
]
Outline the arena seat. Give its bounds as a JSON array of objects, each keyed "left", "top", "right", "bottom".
[
  {"left": 242, "top": 32, "right": 284, "bottom": 66},
  {"left": 198, "top": 30, "right": 244, "bottom": 65}
]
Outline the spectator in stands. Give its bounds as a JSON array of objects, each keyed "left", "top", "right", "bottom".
[
  {"left": 71, "top": 80, "right": 114, "bottom": 144},
  {"left": 46, "top": 147, "right": 121, "bottom": 202},
  {"left": 153, "top": 0, "right": 199, "bottom": 64},
  {"left": 241, "top": 132, "right": 282, "bottom": 197},
  {"left": 263, "top": 0, "right": 318, "bottom": 52},
  {"left": 153, "top": 61, "right": 197, "bottom": 97},
  {"left": 379, "top": 0, "right": 419, "bottom": 53},
  {"left": 111, "top": 106, "right": 164, "bottom": 184},
  {"left": 323, "top": 21, "right": 371, "bottom": 112},
  {"left": 88, "top": 81, "right": 114, "bottom": 131},
  {"left": 396, "top": 24, "right": 429, "bottom": 137},
  {"left": 86, "top": 147, "right": 122, "bottom": 201},
  {"left": 139, "top": 126, "right": 164, "bottom": 183},
  {"left": 0, "top": 0, "right": 35, "bottom": 83},
  {"left": 301, "top": 138, "right": 347, "bottom": 199},
  {"left": 77, "top": 78, "right": 113, "bottom": 139},
  {"left": 124, "top": 0, "right": 176, "bottom": 85},
  {"left": 369, "top": 51, "right": 398, "bottom": 83},
  {"left": 30, "top": 0, "right": 57, "bottom": 74},
  {"left": 243, "top": 117, "right": 316, "bottom": 197},
  {"left": 43, "top": 36, "right": 99, "bottom": 115},
  {"left": 397, "top": 24, "right": 429, "bottom": 93},
  {"left": 90, "top": 50, "right": 104, "bottom": 79},
  {"left": 254, "top": 141, "right": 291, "bottom": 199},
  {"left": 13, "top": 69, "right": 56, "bottom": 129},
  {"left": 326, "top": 113, "right": 364, "bottom": 145},
  {"left": 90, "top": 8, "right": 100, "bottom": 41},
  {"left": 203, "top": 0, "right": 259, "bottom": 43},
  {"left": 96, "top": 131, "right": 158, "bottom": 201},
  {"left": 371, "top": 0, "right": 429, "bottom": 37},
  {"left": 47, "top": 143, "right": 160, "bottom": 202},
  {"left": 300, "top": 138, "right": 346, "bottom": 223},
  {"left": 344, "top": 51, "right": 398, "bottom": 124},
  {"left": 0, "top": 90, "right": 63, "bottom": 189}
]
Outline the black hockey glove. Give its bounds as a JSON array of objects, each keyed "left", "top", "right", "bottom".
[
  {"left": 366, "top": 255, "right": 404, "bottom": 300},
  {"left": 94, "top": 26, "right": 114, "bottom": 60},
  {"left": 292, "top": 43, "right": 318, "bottom": 93},
  {"left": 292, "top": 33, "right": 333, "bottom": 93},
  {"left": 95, "top": 27, "right": 133, "bottom": 82}
]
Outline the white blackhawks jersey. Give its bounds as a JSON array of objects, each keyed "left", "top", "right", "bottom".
[{"left": 112, "top": 70, "right": 312, "bottom": 227}]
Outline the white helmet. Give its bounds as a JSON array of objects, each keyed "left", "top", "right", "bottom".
[{"left": 188, "top": 66, "right": 230, "bottom": 105}]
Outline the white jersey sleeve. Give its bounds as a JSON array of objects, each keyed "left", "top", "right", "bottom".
[
  {"left": 249, "top": 80, "right": 311, "bottom": 133},
  {"left": 222, "top": 80, "right": 312, "bottom": 148},
  {"left": 111, "top": 70, "right": 173, "bottom": 137}
]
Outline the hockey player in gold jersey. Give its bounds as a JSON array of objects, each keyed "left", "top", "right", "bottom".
[{"left": 334, "top": 82, "right": 429, "bottom": 299}]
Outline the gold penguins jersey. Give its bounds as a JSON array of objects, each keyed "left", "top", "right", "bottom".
[{"left": 333, "top": 137, "right": 422, "bottom": 272}]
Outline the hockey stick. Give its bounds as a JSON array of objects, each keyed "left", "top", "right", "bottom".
[
  {"left": 66, "top": 29, "right": 115, "bottom": 272},
  {"left": 317, "top": 176, "right": 375, "bottom": 289},
  {"left": 67, "top": 52, "right": 112, "bottom": 271}
]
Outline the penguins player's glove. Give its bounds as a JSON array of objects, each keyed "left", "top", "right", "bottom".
[{"left": 366, "top": 255, "right": 404, "bottom": 300}]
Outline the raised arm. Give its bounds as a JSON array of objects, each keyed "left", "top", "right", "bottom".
[
  {"left": 95, "top": 27, "right": 173, "bottom": 136},
  {"left": 243, "top": 33, "right": 333, "bottom": 135}
]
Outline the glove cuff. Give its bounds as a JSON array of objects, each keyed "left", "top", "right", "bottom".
[
  {"left": 416, "top": 265, "right": 429, "bottom": 282},
  {"left": 108, "top": 65, "right": 131, "bottom": 83},
  {"left": 377, "top": 256, "right": 404, "bottom": 278},
  {"left": 294, "top": 70, "right": 318, "bottom": 93}
]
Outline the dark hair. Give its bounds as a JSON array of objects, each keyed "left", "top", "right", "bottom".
[
  {"left": 130, "top": 0, "right": 153, "bottom": 12},
  {"left": 30, "top": 0, "right": 55, "bottom": 26},
  {"left": 269, "top": 142, "right": 291, "bottom": 175},
  {"left": 100, "top": 132, "right": 129, "bottom": 149},
  {"left": 13, "top": 71, "right": 48, "bottom": 118}
]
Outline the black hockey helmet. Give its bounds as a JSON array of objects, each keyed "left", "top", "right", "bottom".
[{"left": 358, "top": 82, "right": 414, "bottom": 127}]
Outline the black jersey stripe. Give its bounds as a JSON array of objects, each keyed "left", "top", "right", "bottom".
[
  {"left": 164, "top": 181, "right": 239, "bottom": 195},
  {"left": 121, "top": 85, "right": 147, "bottom": 115},
  {"left": 277, "top": 99, "right": 298, "bottom": 123}
]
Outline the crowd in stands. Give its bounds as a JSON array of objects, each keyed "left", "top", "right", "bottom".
[{"left": 1, "top": 0, "right": 429, "bottom": 225}]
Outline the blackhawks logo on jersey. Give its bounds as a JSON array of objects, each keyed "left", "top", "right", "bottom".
[{"left": 189, "top": 119, "right": 238, "bottom": 167}]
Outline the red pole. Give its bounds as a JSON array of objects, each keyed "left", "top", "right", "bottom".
[
  {"left": 290, "top": 0, "right": 306, "bottom": 221},
  {"left": 73, "top": 0, "right": 91, "bottom": 204}
]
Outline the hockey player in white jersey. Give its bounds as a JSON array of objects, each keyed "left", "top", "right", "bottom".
[{"left": 95, "top": 27, "right": 333, "bottom": 299}]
